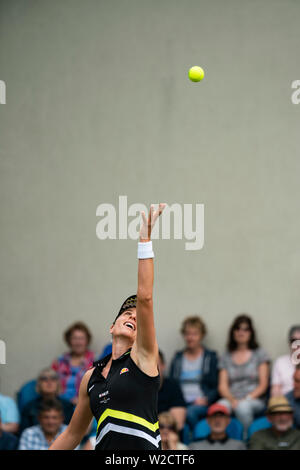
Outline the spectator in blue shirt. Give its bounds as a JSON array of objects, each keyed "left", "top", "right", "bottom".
[
  {"left": 19, "top": 399, "right": 67, "bottom": 450},
  {"left": 0, "top": 392, "right": 20, "bottom": 434},
  {"left": 0, "top": 413, "right": 18, "bottom": 450},
  {"left": 169, "top": 316, "right": 219, "bottom": 432}
]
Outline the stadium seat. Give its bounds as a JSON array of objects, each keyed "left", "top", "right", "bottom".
[
  {"left": 17, "top": 379, "right": 39, "bottom": 411},
  {"left": 247, "top": 417, "right": 271, "bottom": 439},
  {"left": 193, "top": 417, "right": 243, "bottom": 441}
]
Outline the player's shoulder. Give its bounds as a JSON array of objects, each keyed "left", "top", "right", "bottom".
[{"left": 81, "top": 367, "right": 96, "bottom": 388}]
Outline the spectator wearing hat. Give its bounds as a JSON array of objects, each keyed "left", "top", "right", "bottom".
[
  {"left": 188, "top": 403, "right": 246, "bottom": 450},
  {"left": 20, "top": 368, "right": 75, "bottom": 433},
  {"left": 271, "top": 325, "right": 300, "bottom": 397},
  {"left": 285, "top": 364, "right": 300, "bottom": 429},
  {"left": 249, "top": 396, "right": 300, "bottom": 450},
  {"left": 51, "top": 322, "right": 95, "bottom": 405},
  {"left": 218, "top": 314, "right": 270, "bottom": 438},
  {"left": 157, "top": 350, "right": 187, "bottom": 433},
  {"left": 169, "top": 316, "right": 218, "bottom": 432},
  {"left": 158, "top": 412, "right": 188, "bottom": 450}
]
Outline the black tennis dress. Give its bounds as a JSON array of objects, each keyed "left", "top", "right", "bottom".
[{"left": 87, "top": 348, "right": 161, "bottom": 450}]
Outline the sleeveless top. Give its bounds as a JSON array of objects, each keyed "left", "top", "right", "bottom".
[{"left": 87, "top": 348, "right": 161, "bottom": 450}]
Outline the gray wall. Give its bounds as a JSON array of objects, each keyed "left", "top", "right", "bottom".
[{"left": 0, "top": 0, "right": 300, "bottom": 398}]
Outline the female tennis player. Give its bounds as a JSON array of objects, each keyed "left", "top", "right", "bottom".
[{"left": 50, "top": 203, "right": 166, "bottom": 450}]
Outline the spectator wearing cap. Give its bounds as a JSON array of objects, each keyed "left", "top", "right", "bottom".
[
  {"left": 158, "top": 412, "right": 188, "bottom": 450},
  {"left": 169, "top": 316, "right": 218, "bottom": 433},
  {"left": 271, "top": 325, "right": 300, "bottom": 397},
  {"left": 249, "top": 396, "right": 300, "bottom": 450},
  {"left": 20, "top": 368, "right": 75, "bottom": 433},
  {"left": 18, "top": 399, "right": 70, "bottom": 450},
  {"left": 218, "top": 314, "right": 270, "bottom": 438},
  {"left": 188, "top": 403, "right": 246, "bottom": 450},
  {"left": 157, "top": 350, "right": 187, "bottom": 433},
  {"left": 51, "top": 322, "right": 95, "bottom": 405},
  {"left": 285, "top": 364, "right": 300, "bottom": 429}
]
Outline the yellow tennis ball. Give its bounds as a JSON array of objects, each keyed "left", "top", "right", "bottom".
[{"left": 188, "top": 66, "right": 205, "bottom": 82}]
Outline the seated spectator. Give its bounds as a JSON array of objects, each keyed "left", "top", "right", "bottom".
[
  {"left": 169, "top": 316, "right": 218, "bottom": 432},
  {"left": 285, "top": 364, "right": 300, "bottom": 429},
  {"left": 218, "top": 314, "right": 270, "bottom": 438},
  {"left": 158, "top": 350, "right": 186, "bottom": 433},
  {"left": 158, "top": 412, "right": 188, "bottom": 450},
  {"left": 18, "top": 399, "right": 68, "bottom": 450},
  {"left": 249, "top": 396, "right": 300, "bottom": 450},
  {"left": 51, "top": 322, "right": 94, "bottom": 405},
  {"left": 20, "top": 368, "right": 75, "bottom": 433},
  {"left": 0, "top": 413, "right": 18, "bottom": 450},
  {"left": 0, "top": 390, "right": 20, "bottom": 434},
  {"left": 271, "top": 325, "right": 300, "bottom": 396},
  {"left": 188, "top": 403, "right": 246, "bottom": 450}
]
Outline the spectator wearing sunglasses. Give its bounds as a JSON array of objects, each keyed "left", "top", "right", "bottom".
[
  {"left": 271, "top": 325, "right": 300, "bottom": 397},
  {"left": 20, "top": 368, "right": 75, "bottom": 433},
  {"left": 218, "top": 314, "right": 270, "bottom": 437},
  {"left": 158, "top": 412, "right": 188, "bottom": 450}
]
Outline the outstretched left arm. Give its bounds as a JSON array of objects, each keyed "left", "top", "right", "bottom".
[{"left": 131, "top": 204, "right": 166, "bottom": 376}]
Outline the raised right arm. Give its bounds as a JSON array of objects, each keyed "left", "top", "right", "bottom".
[{"left": 49, "top": 369, "right": 94, "bottom": 450}]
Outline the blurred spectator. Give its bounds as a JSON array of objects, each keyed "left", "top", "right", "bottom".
[
  {"left": 271, "top": 325, "right": 300, "bottom": 396},
  {"left": 98, "top": 342, "right": 112, "bottom": 360},
  {"left": 285, "top": 364, "right": 300, "bottom": 429},
  {"left": 218, "top": 314, "right": 270, "bottom": 437},
  {"left": 188, "top": 403, "right": 246, "bottom": 450},
  {"left": 0, "top": 389, "right": 20, "bottom": 434},
  {"left": 18, "top": 399, "right": 67, "bottom": 450},
  {"left": 51, "top": 322, "right": 94, "bottom": 405},
  {"left": 158, "top": 350, "right": 186, "bottom": 432},
  {"left": 0, "top": 413, "right": 18, "bottom": 450},
  {"left": 20, "top": 368, "right": 75, "bottom": 433},
  {"left": 249, "top": 396, "right": 300, "bottom": 450},
  {"left": 169, "top": 316, "right": 218, "bottom": 432},
  {"left": 158, "top": 412, "right": 188, "bottom": 450}
]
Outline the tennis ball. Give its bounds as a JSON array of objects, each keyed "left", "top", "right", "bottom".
[{"left": 188, "top": 66, "right": 205, "bottom": 82}]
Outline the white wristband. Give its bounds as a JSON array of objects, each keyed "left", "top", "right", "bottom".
[{"left": 138, "top": 241, "right": 154, "bottom": 259}]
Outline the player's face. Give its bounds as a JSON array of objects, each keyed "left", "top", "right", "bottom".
[{"left": 111, "top": 308, "right": 137, "bottom": 340}]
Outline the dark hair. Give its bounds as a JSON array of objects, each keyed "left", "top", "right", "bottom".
[
  {"left": 64, "top": 321, "right": 92, "bottom": 346},
  {"left": 227, "top": 314, "right": 259, "bottom": 352},
  {"left": 37, "top": 399, "right": 63, "bottom": 416},
  {"left": 158, "top": 350, "right": 165, "bottom": 364}
]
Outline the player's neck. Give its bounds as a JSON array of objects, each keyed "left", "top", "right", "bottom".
[{"left": 111, "top": 337, "right": 132, "bottom": 360}]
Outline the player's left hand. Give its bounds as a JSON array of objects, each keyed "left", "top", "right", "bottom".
[{"left": 139, "top": 203, "right": 166, "bottom": 241}]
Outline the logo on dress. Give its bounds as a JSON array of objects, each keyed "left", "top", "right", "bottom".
[{"left": 120, "top": 368, "right": 129, "bottom": 375}]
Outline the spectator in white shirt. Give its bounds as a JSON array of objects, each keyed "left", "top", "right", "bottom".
[{"left": 271, "top": 325, "right": 300, "bottom": 397}]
